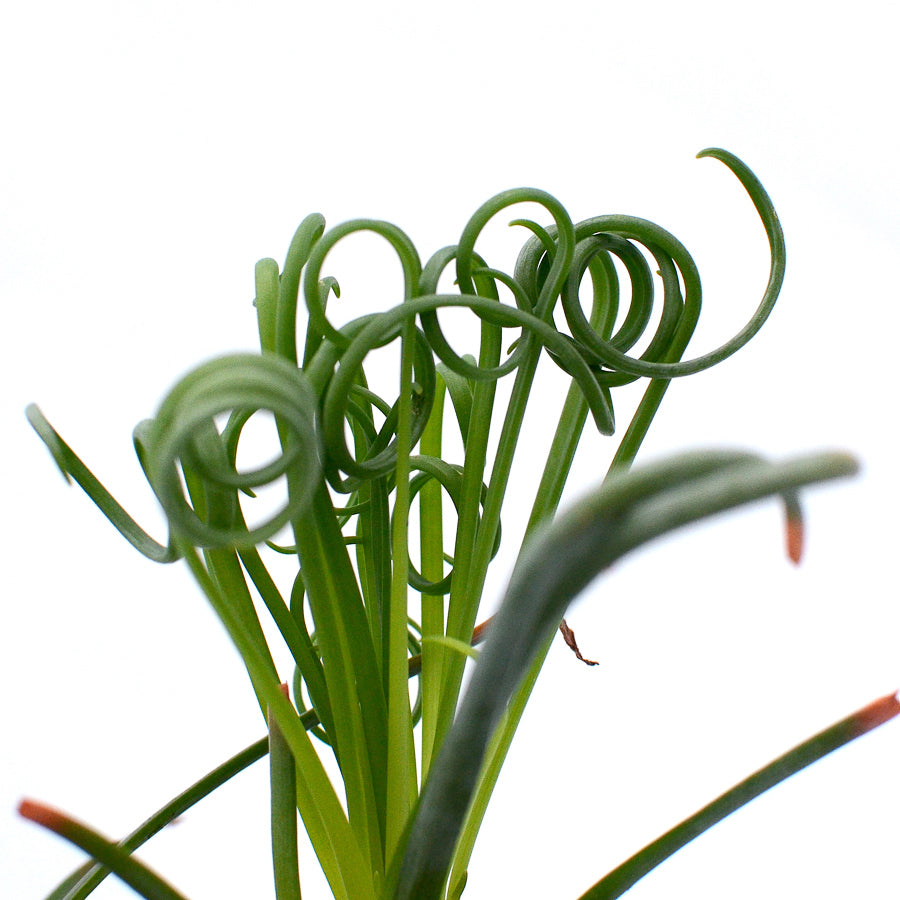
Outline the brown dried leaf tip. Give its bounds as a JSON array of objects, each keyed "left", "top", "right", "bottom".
[{"left": 559, "top": 619, "right": 598, "bottom": 666}]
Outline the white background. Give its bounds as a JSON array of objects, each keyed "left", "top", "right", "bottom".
[{"left": 2, "top": 1, "right": 898, "bottom": 897}]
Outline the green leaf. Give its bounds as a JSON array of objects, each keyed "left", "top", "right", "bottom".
[
  {"left": 42, "top": 737, "right": 269, "bottom": 900},
  {"left": 269, "top": 686, "right": 302, "bottom": 900},
  {"left": 19, "top": 800, "right": 189, "bottom": 900},
  {"left": 395, "top": 450, "right": 858, "bottom": 900},
  {"left": 25, "top": 404, "right": 178, "bottom": 563},
  {"left": 578, "top": 691, "right": 900, "bottom": 899}
]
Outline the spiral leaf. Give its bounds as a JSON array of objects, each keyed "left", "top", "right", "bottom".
[
  {"left": 146, "top": 353, "right": 323, "bottom": 549},
  {"left": 27, "top": 150, "right": 840, "bottom": 900}
]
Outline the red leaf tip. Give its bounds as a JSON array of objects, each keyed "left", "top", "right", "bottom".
[
  {"left": 17, "top": 799, "right": 62, "bottom": 829},
  {"left": 849, "top": 691, "right": 900, "bottom": 737},
  {"left": 786, "top": 513, "right": 804, "bottom": 565}
]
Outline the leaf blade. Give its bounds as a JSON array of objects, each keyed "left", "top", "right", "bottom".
[
  {"left": 578, "top": 692, "right": 900, "bottom": 899},
  {"left": 394, "top": 450, "right": 858, "bottom": 899}
]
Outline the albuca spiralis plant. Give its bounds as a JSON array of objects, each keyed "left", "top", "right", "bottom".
[{"left": 19, "top": 149, "right": 897, "bottom": 900}]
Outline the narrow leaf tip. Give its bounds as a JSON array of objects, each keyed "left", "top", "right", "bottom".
[
  {"left": 18, "top": 799, "right": 61, "bottom": 829},
  {"left": 786, "top": 514, "right": 804, "bottom": 565},
  {"left": 850, "top": 691, "right": 900, "bottom": 737}
]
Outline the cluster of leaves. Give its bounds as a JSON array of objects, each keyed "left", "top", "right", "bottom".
[{"left": 21, "top": 150, "right": 894, "bottom": 900}]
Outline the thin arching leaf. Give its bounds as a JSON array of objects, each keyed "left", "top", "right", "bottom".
[
  {"left": 578, "top": 691, "right": 900, "bottom": 899},
  {"left": 19, "top": 801, "right": 189, "bottom": 900},
  {"left": 394, "top": 451, "right": 857, "bottom": 900},
  {"left": 41, "top": 736, "right": 270, "bottom": 900},
  {"left": 25, "top": 404, "right": 178, "bottom": 563}
]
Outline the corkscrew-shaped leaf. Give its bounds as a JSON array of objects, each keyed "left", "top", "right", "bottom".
[{"left": 27, "top": 149, "right": 835, "bottom": 900}]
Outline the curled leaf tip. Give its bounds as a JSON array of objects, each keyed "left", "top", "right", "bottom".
[{"left": 559, "top": 619, "right": 598, "bottom": 666}]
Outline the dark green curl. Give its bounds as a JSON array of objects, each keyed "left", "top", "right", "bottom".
[
  {"left": 146, "top": 353, "right": 323, "bottom": 549},
  {"left": 302, "top": 218, "right": 422, "bottom": 351},
  {"left": 455, "top": 187, "right": 576, "bottom": 317},
  {"left": 320, "top": 324, "right": 437, "bottom": 490},
  {"left": 417, "top": 245, "right": 530, "bottom": 382},
  {"left": 322, "top": 294, "right": 617, "bottom": 469},
  {"left": 401, "top": 455, "right": 501, "bottom": 596}
]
